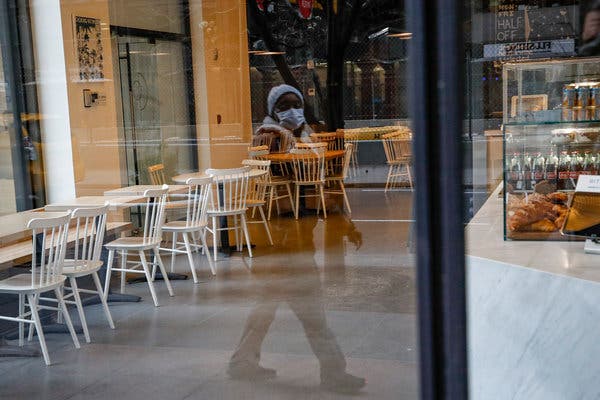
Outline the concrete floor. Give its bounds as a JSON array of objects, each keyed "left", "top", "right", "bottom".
[{"left": 0, "top": 188, "right": 418, "bottom": 399}]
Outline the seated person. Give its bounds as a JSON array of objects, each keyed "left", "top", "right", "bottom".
[{"left": 254, "top": 84, "right": 313, "bottom": 152}]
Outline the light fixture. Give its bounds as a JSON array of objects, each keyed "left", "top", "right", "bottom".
[
  {"left": 255, "top": 51, "right": 285, "bottom": 56},
  {"left": 387, "top": 32, "right": 412, "bottom": 39}
]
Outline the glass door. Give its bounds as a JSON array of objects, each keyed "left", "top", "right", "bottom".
[{"left": 117, "top": 36, "right": 195, "bottom": 187}]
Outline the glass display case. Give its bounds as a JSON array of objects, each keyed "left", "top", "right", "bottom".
[{"left": 503, "top": 58, "right": 600, "bottom": 240}]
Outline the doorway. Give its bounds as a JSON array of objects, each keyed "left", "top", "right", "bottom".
[{"left": 115, "top": 33, "right": 196, "bottom": 187}]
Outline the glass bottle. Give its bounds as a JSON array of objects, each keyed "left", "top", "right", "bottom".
[
  {"left": 522, "top": 153, "right": 532, "bottom": 190},
  {"left": 558, "top": 151, "right": 571, "bottom": 190},
  {"left": 532, "top": 152, "right": 545, "bottom": 189}
]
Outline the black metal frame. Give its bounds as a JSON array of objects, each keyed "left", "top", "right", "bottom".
[
  {"left": 408, "top": 0, "right": 469, "bottom": 399},
  {"left": 0, "top": 0, "right": 45, "bottom": 211}
]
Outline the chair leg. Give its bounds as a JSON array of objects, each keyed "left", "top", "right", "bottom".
[
  {"left": 69, "top": 277, "right": 90, "bottom": 343},
  {"left": 286, "top": 183, "right": 294, "bottom": 216},
  {"left": 104, "top": 249, "right": 115, "bottom": 301},
  {"left": 385, "top": 164, "right": 393, "bottom": 192},
  {"left": 153, "top": 247, "right": 174, "bottom": 297},
  {"left": 240, "top": 214, "right": 253, "bottom": 258},
  {"left": 54, "top": 287, "right": 81, "bottom": 349},
  {"left": 120, "top": 250, "right": 127, "bottom": 293},
  {"left": 316, "top": 185, "right": 321, "bottom": 215},
  {"left": 407, "top": 164, "right": 413, "bottom": 188},
  {"left": 170, "top": 232, "right": 177, "bottom": 273},
  {"left": 212, "top": 216, "right": 218, "bottom": 262},
  {"left": 18, "top": 294, "right": 24, "bottom": 347},
  {"left": 200, "top": 229, "right": 216, "bottom": 275},
  {"left": 182, "top": 232, "right": 199, "bottom": 283},
  {"left": 258, "top": 206, "right": 273, "bottom": 245},
  {"left": 92, "top": 271, "right": 114, "bottom": 329},
  {"left": 295, "top": 185, "right": 300, "bottom": 219},
  {"left": 319, "top": 184, "right": 327, "bottom": 218},
  {"left": 340, "top": 181, "right": 351, "bottom": 214},
  {"left": 267, "top": 186, "right": 275, "bottom": 220},
  {"left": 28, "top": 294, "right": 50, "bottom": 365},
  {"left": 139, "top": 250, "right": 159, "bottom": 307},
  {"left": 27, "top": 294, "right": 37, "bottom": 342}
]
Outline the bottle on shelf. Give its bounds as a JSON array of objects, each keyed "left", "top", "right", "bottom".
[
  {"left": 558, "top": 151, "right": 572, "bottom": 190},
  {"left": 545, "top": 151, "right": 558, "bottom": 187},
  {"left": 571, "top": 151, "right": 583, "bottom": 187},
  {"left": 508, "top": 153, "right": 523, "bottom": 191},
  {"left": 523, "top": 153, "right": 533, "bottom": 190},
  {"left": 581, "top": 151, "right": 596, "bottom": 176},
  {"left": 532, "top": 152, "right": 545, "bottom": 189}
]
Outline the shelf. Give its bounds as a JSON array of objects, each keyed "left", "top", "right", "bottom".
[{"left": 504, "top": 120, "right": 600, "bottom": 127}]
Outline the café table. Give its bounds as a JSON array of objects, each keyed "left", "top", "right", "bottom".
[
  {"left": 43, "top": 195, "right": 144, "bottom": 211},
  {"left": 103, "top": 184, "right": 188, "bottom": 197},
  {"left": 172, "top": 169, "right": 268, "bottom": 257}
]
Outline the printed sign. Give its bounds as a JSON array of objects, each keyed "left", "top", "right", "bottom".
[
  {"left": 576, "top": 175, "right": 600, "bottom": 193},
  {"left": 483, "top": 38, "right": 575, "bottom": 58},
  {"left": 298, "top": 0, "right": 313, "bottom": 19}
]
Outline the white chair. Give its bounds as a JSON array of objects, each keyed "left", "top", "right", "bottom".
[
  {"left": 341, "top": 129, "right": 360, "bottom": 177},
  {"left": 40, "top": 205, "right": 115, "bottom": 344},
  {"left": 324, "top": 143, "right": 354, "bottom": 214},
  {"left": 205, "top": 166, "right": 252, "bottom": 261},
  {"left": 159, "top": 177, "right": 215, "bottom": 283},
  {"left": 241, "top": 160, "right": 274, "bottom": 246},
  {"left": 0, "top": 212, "right": 80, "bottom": 365},
  {"left": 248, "top": 146, "right": 295, "bottom": 219},
  {"left": 104, "top": 185, "right": 174, "bottom": 307},
  {"left": 290, "top": 144, "right": 327, "bottom": 219},
  {"left": 382, "top": 133, "right": 413, "bottom": 191}
]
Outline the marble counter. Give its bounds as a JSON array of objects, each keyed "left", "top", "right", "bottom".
[{"left": 466, "top": 185, "right": 600, "bottom": 400}]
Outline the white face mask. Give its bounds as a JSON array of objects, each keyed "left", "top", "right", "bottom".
[{"left": 276, "top": 108, "right": 306, "bottom": 130}]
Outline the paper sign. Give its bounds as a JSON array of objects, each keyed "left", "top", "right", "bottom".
[{"left": 575, "top": 175, "right": 600, "bottom": 192}]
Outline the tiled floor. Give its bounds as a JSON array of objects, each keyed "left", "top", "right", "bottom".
[{"left": 0, "top": 188, "right": 418, "bottom": 399}]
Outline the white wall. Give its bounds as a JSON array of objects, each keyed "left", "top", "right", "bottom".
[{"left": 29, "top": 0, "right": 76, "bottom": 203}]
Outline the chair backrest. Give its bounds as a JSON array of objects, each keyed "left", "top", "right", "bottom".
[
  {"left": 289, "top": 147, "right": 326, "bottom": 183},
  {"left": 252, "top": 133, "right": 273, "bottom": 149},
  {"left": 393, "top": 138, "right": 412, "bottom": 158},
  {"left": 184, "top": 176, "right": 212, "bottom": 227},
  {"left": 382, "top": 135, "right": 399, "bottom": 163},
  {"left": 70, "top": 205, "right": 109, "bottom": 262},
  {"left": 248, "top": 145, "right": 270, "bottom": 159},
  {"left": 295, "top": 142, "right": 328, "bottom": 150},
  {"left": 142, "top": 185, "right": 169, "bottom": 240},
  {"left": 205, "top": 166, "right": 251, "bottom": 213},
  {"left": 341, "top": 143, "right": 354, "bottom": 179},
  {"left": 242, "top": 159, "right": 271, "bottom": 203},
  {"left": 148, "top": 164, "right": 166, "bottom": 185},
  {"left": 310, "top": 132, "right": 344, "bottom": 150},
  {"left": 27, "top": 212, "right": 71, "bottom": 286}
]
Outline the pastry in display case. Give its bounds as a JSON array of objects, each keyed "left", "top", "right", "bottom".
[{"left": 502, "top": 57, "right": 600, "bottom": 240}]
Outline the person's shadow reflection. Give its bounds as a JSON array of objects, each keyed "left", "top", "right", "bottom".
[{"left": 228, "top": 214, "right": 366, "bottom": 393}]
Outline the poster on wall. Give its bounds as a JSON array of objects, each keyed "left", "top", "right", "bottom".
[{"left": 74, "top": 16, "right": 104, "bottom": 81}]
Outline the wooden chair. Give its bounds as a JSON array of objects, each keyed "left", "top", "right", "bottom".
[
  {"left": 324, "top": 143, "right": 354, "bottom": 214},
  {"left": 148, "top": 163, "right": 166, "bottom": 185},
  {"left": 248, "top": 146, "right": 295, "bottom": 219},
  {"left": 310, "top": 132, "right": 344, "bottom": 150},
  {"left": 104, "top": 186, "right": 174, "bottom": 307},
  {"left": 290, "top": 144, "right": 327, "bottom": 219},
  {"left": 241, "top": 160, "right": 274, "bottom": 245},
  {"left": 205, "top": 166, "right": 252, "bottom": 261},
  {"left": 382, "top": 133, "right": 413, "bottom": 191},
  {"left": 341, "top": 129, "right": 360, "bottom": 177},
  {"left": 43, "top": 205, "right": 115, "bottom": 344},
  {"left": 0, "top": 212, "right": 80, "bottom": 365},
  {"left": 159, "top": 177, "right": 215, "bottom": 283}
]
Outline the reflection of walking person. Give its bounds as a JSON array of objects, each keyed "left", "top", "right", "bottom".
[{"left": 227, "top": 215, "right": 366, "bottom": 393}]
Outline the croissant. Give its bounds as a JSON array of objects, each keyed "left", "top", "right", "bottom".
[
  {"left": 520, "top": 219, "right": 558, "bottom": 232},
  {"left": 508, "top": 203, "right": 551, "bottom": 231},
  {"left": 547, "top": 192, "right": 569, "bottom": 204}
]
